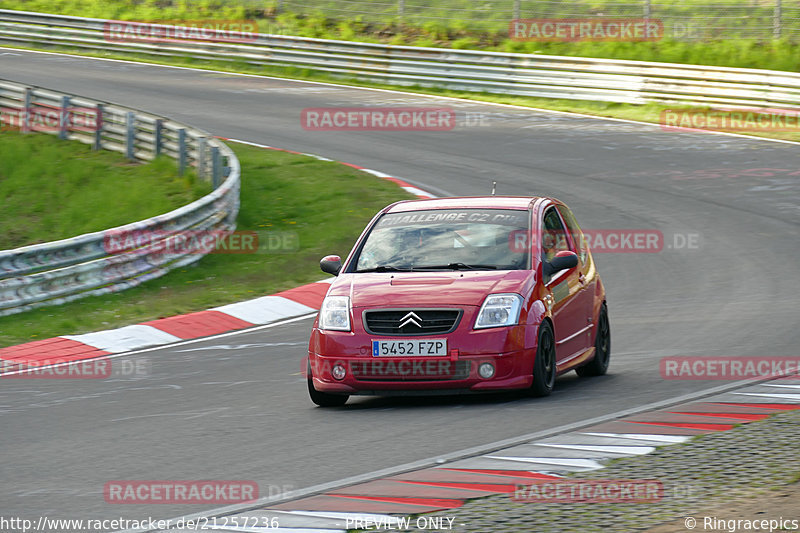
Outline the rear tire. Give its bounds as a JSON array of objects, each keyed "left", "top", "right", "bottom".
[
  {"left": 576, "top": 303, "right": 610, "bottom": 377},
  {"left": 530, "top": 321, "right": 556, "bottom": 397},
  {"left": 307, "top": 362, "right": 349, "bottom": 407}
]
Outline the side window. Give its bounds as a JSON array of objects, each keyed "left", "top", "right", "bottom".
[
  {"left": 541, "top": 207, "right": 571, "bottom": 262},
  {"left": 557, "top": 204, "right": 588, "bottom": 264}
]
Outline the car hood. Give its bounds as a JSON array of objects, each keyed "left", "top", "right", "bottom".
[{"left": 328, "top": 270, "right": 532, "bottom": 308}]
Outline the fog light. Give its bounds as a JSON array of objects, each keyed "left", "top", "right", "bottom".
[
  {"left": 478, "top": 362, "right": 495, "bottom": 379},
  {"left": 332, "top": 364, "right": 346, "bottom": 380}
]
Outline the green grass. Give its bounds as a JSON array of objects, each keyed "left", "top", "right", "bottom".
[
  {"left": 0, "top": 131, "right": 209, "bottom": 249},
  {"left": 0, "top": 140, "right": 414, "bottom": 347}
]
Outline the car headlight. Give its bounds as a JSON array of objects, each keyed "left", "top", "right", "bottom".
[
  {"left": 318, "top": 296, "right": 351, "bottom": 331},
  {"left": 475, "top": 293, "right": 523, "bottom": 329}
]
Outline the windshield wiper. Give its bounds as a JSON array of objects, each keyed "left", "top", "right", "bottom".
[
  {"left": 413, "top": 262, "right": 498, "bottom": 271},
  {"left": 356, "top": 265, "right": 412, "bottom": 273}
]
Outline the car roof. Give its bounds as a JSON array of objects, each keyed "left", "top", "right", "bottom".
[{"left": 385, "top": 196, "right": 548, "bottom": 213}]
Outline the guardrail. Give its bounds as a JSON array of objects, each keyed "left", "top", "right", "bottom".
[
  {"left": 1, "top": 9, "right": 800, "bottom": 109},
  {"left": 0, "top": 78, "right": 240, "bottom": 316}
]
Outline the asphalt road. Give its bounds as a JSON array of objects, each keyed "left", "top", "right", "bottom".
[{"left": 1, "top": 49, "right": 799, "bottom": 525}]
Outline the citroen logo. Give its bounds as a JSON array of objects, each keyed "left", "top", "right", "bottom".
[{"left": 399, "top": 311, "right": 422, "bottom": 329}]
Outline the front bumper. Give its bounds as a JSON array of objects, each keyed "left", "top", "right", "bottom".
[
  {"left": 308, "top": 306, "right": 541, "bottom": 394},
  {"left": 308, "top": 344, "right": 534, "bottom": 394}
]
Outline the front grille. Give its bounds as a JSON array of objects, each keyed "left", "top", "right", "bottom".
[{"left": 364, "top": 309, "right": 462, "bottom": 336}]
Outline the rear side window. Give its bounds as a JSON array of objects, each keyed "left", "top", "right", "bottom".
[
  {"left": 541, "top": 207, "right": 572, "bottom": 262},
  {"left": 556, "top": 204, "right": 587, "bottom": 264}
]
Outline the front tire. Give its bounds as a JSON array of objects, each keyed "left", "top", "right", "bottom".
[
  {"left": 576, "top": 303, "right": 610, "bottom": 377},
  {"left": 530, "top": 321, "right": 556, "bottom": 397},
  {"left": 308, "top": 377, "right": 349, "bottom": 407}
]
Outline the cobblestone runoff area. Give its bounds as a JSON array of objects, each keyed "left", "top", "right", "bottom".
[{"left": 379, "top": 409, "right": 800, "bottom": 533}]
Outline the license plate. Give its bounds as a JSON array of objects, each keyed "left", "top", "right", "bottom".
[{"left": 372, "top": 339, "right": 447, "bottom": 357}]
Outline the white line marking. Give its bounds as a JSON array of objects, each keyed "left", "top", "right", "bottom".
[
  {"left": 175, "top": 342, "right": 302, "bottom": 352},
  {"left": 213, "top": 296, "right": 317, "bottom": 325},
  {"left": 111, "top": 407, "right": 230, "bottom": 423},
  {"left": 239, "top": 509, "right": 353, "bottom": 529},
  {"left": 300, "top": 153, "right": 334, "bottom": 161},
  {"left": 484, "top": 456, "right": 604, "bottom": 469},
  {"left": 284, "top": 511, "right": 403, "bottom": 524},
  {"left": 63, "top": 324, "right": 181, "bottom": 353},
  {"left": 733, "top": 392, "right": 800, "bottom": 401},
  {"left": 402, "top": 186, "right": 436, "bottom": 198},
  {"left": 201, "top": 527, "right": 342, "bottom": 533},
  {"left": 358, "top": 169, "right": 393, "bottom": 178},
  {"left": 533, "top": 443, "right": 656, "bottom": 455},
  {"left": 581, "top": 432, "right": 690, "bottom": 443}
]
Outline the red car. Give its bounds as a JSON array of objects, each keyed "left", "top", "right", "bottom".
[{"left": 307, "top": 196, "right": 609, "bottom": 407}]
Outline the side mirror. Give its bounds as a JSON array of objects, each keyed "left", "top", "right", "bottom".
[
  {"left": 320, "top": 255, "right": 342, "bottom": 276},
  {"left": 543, "top": 250, "right": 578, "bottom": 277}
]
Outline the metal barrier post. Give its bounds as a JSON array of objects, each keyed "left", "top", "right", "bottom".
[
  {"left": 93, "top": 103, "right": 103, "bottom": 150},
  {"left": 125, "top": 111, "right": 135, "bottom": 160},
  {"left": 58, "top": 95, "right": 70, "bottom": 140},
  {"left": 22, "top": 87, "right": 31, "bottom": 133},
  {"left": 212, "top": 146, "right": 221, "bottom": 189},
  {"left": 178, "top": 128, "right": 187, "bottom": 175},
  {"left": 154, "top": 118, "right": 163, "bottom": 156},
  {"left": 197, "top": 136, "right": 207, "bottom": 180}
]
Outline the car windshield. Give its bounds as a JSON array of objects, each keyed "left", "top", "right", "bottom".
[{"left": 354, "top": 208, "right": 530, "bottom": 272}]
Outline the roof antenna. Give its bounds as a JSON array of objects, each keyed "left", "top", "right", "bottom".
[{"left": 491, "top": 181, "right": 497, "bottom": 196}]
